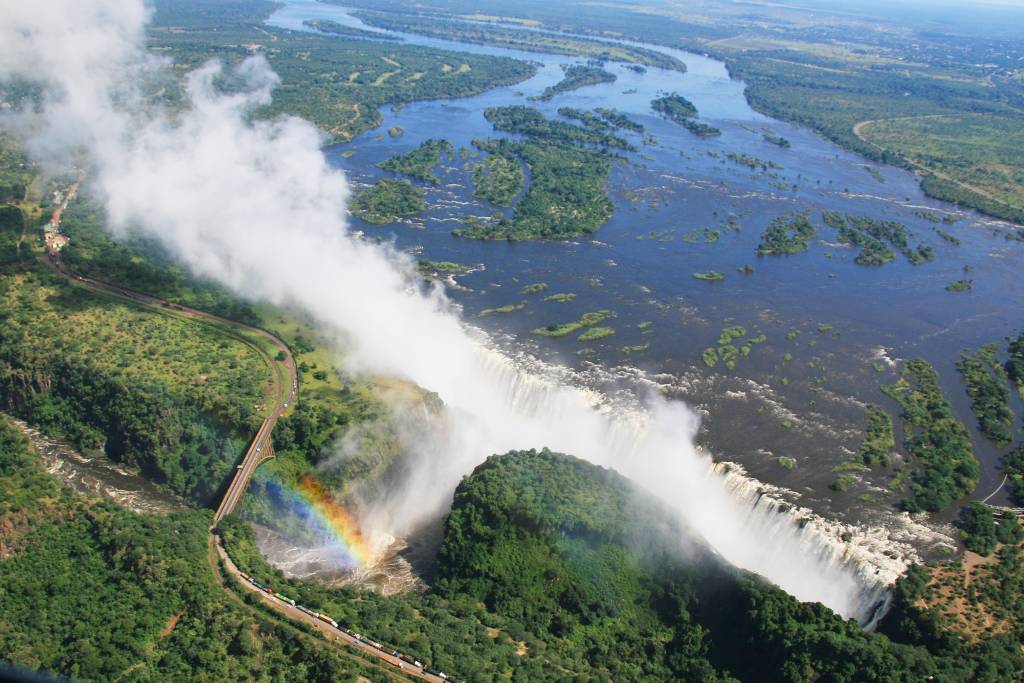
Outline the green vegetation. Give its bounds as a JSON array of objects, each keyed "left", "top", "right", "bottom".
[
  {"left": 1006, "top": 332, "right": 1024, "bottom": 396},
  {"left": 678, "top": 119, "right": 721, "bottom": 138},
  {"left": 0, "top": 134, "right": 32, "bottom": 202},
  {"left": 831, "top": 474, "right": 855, "bottom": 493},
  {"left": 652, "top": 94, "right": 721, "bottom": 137},
  {"left": 471, "top": 146, "right": 524, "bottom": 206},
  {"left": 520, "top": 282, "right": 548, "bottom": 294},
  {"left": 946, "top": 279, "right": 973, "bottom": 292},
  {"left": 756, "top": 211, "right": 815, "bottom": 255},
  {"left": 557, "top": 106, "right": 613, "bottom": 131},
  {"left": 455, "top": 116, "right": 616, "bottom": 240},
  {"left": 149, "top": 3, "right": 537, "bottom": 142},
  {"left": 862, "top": 115, "right": 1024, "bottom": 220},
  {"left": 533, "top": 309, "right": 614, "bottom": 338},
  {"left": 534, "top": 321, "right": 585, "bottom": 338},
  {"left": 0, "top": 414, "right": 378, "bottom": 682},
  {"left": 351, "top": 178, "right": 425, "bottom": 224},
  {"left": 701, "top": 324, "right": 767, "bottom": 370},
  {"left": 652, "top": 93, "right": 698, "bottom": 119},
  {"left": 935, "top": 229, "right": 960, "bottom": 246},
  {"left": 417, "top": 259, "right": 471, "bottom": 276},
  {"left": 718, "top": 326, "right": 746, "bottom": 345},
  {"left": 762, "top": 132, "right": 790, "bottom": 148},
  {"left": 957, "top": 344, "right": 1015, "bottom": 446},
  {"left": 595, "top": 108, "right": 643, "bottom": 132},
  {"left": 692, "top": 271, "right": 725, "bottom": 281},
  {"left": 1005, "top": 444, "right": 1024, "bottom": 506},
  {"left": 956, "top": 502, "right": 1023, "bottom": 556},
  {"left": 534, "top": 63, "right": 616, "bottom": 101},
  {"left": 377, "top": 138, "right": 454, "bottom": 184},
  {"left": 480, "top": 301, "right": 526, "bottom": 315},
  {"left": 302, "top": 18, "right": 400, "bottom": 41},
  {"left": 577, "top": 326, "right": 614, "bottom": 342},
  {"left": 727, "top": 152, "right": 783, "bottom": 171},
  {"left": 542, "top": 292, "right": 575, "bottom": 302},
  {"left": 351, "top": 11, "right": 687, "bottom": 72},
  {"left": 884, "top": 359, "right": 979, "bottom": 512},
  {"left": 824, "top": 212, "right": 932, "bottom": 266},
  {"left": 1, "top": 217, "right": 268, "bottom": 503},
  {"left": 482, "top": 105, "right": 631, "bottom": 149},
  {"left": 864, "top": 166, "right": 886, "bottom": 183},
  {"left": 432, "top": 447, "right": 1024, "bottom": 680},
  {"left": 859, "top": 405, "right": 895, "bottom": 467},
  {"left": 387, "top": 124, "right": 404, "bottom": 137},
  {"left": 60, "top": 199, "right": 260, "bottom": 323}
]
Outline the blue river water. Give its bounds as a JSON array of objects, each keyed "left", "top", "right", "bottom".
[{"left": 266, "top": 0, "right": 1024, "bottom": 524}]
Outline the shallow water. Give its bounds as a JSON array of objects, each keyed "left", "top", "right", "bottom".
[{"left": 266, "top": 1, "right": 1022, "bottom": 540}]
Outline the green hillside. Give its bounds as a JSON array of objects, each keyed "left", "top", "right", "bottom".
[{"left": 435, "top": 449, "right": 1024, "bottom": 681}]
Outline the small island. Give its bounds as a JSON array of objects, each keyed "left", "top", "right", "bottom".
[
  {"left": 651, "top": 94, "right": 721, "bottom": 137},
  {"left": 351, "top": 179, "right": 425, "bottom": 224}
]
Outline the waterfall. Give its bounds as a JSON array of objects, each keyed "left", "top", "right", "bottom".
[{"left": 348, "top": 335, "right": 900, "bottom": 624}]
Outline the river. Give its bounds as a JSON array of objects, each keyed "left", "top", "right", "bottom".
[
  {"left": 262, "top": 1, "right": 1017, "bottom": 566},
  {"left": 9, "top": 416, "right": 186, "bottom": 515}
]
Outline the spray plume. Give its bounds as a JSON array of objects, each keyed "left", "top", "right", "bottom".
[
  {"left": 262, "top": 472, "right": 375, "bottom": 567},
  {"left": 0, "top": 0, "right": 883, "bottom": 620}
]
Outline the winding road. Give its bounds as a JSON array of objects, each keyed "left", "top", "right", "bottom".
[
  {"left": 852, "top": 114, "right": 1012, "bottom": 207},
  {"left": 41, "top": 188, "right": 439, "bottom": 682}
]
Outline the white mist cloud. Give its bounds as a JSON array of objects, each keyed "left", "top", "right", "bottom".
[{"left": 0, "top": 0, "right": 884, "bottom": 620}]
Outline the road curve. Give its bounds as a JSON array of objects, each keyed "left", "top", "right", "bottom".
[
  {"left": 42, "top": 194, "right": 446, "bottom": 682},
  {"left": 43, "top": 249, "right": 296, "bottom": 522},
  {"left": 216, "top": 538, "right": 445, "bottom": 683}
]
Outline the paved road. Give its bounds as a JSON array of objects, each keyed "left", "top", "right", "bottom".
[
  {"left": 44, "top": 193, "right": 448, "bottom": 682},
  {"left": 44, "top": 248, "right": 296, "bottom": 522},
  {"left": 216, "top": 539, "right": 445, "bottom": 683}
]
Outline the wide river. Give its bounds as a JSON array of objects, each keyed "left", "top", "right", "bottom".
[{"left": 266, "top": 1, "right": 1023, "bottom": 544}]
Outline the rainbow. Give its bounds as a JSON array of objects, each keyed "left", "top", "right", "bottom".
[{"left": 265, "top": 472, "right": 374, "bottom": 568}]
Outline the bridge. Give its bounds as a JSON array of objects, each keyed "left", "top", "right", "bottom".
[
  {"left": 42, "top": 179, "right": 447, "bottom": 681},
  {"left": 41, "top": 199, "right": 296, "bottom": 524},
  {"left": 215, "top": 415, "right": 281, "bottom": 522}
]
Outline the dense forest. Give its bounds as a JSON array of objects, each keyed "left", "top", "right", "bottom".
[
  {"left": 60, "top": 198, "right": 261, "bottom": 324},
  {"left": 534, "top": 63, "right": 616, "bottom": 101},
  {"left": 0, "top": 416, "right": 383, "bottom": 682},
  {"left": 651, "top": 93, "right": 722, "bottom": 137},
  {"left": 0, "top": 208, "right": 267, "bottom": 504},
  {"left": 822, "top": 212, "right": 933, "bottom": 266},
  {"left": 453, "top": 109, "right": 618, "bottom": 240},
  {"left": 377, "top": 138, "right": 455, "bottom": 185},
  {"left": 756, "top": 211, "right": 816, "bottom": 255},
  {"left": 149, "top": 0, "right": 537, "bottom": 141},
  {"left": 5, "top": 1, "right": 1024, "bottom": 680},
  {"left": 339, "top": 0, "right": 1024, "bottom": 226},
  {"left": 957, "top": 344, "right": 1015, "bottom": 447},
  {"left": 351, "top": 178, "right": 426, "bottom": 224},
  {"left": 884, "top": 359, "right": 979, "bottom": 513},
  {"left": 347, "top": 9, "right": 688, "bottom": 73},
  {"left": 471, "top": 143, "right": 525, "bottom": 207},
  {"left": 434, "top": 449, "right": 1024, "bottom": 681}
]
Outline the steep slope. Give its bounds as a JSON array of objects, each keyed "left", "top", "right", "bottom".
[{"left": 435, "top": 449, "right": 1022, "bottom": 682}]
